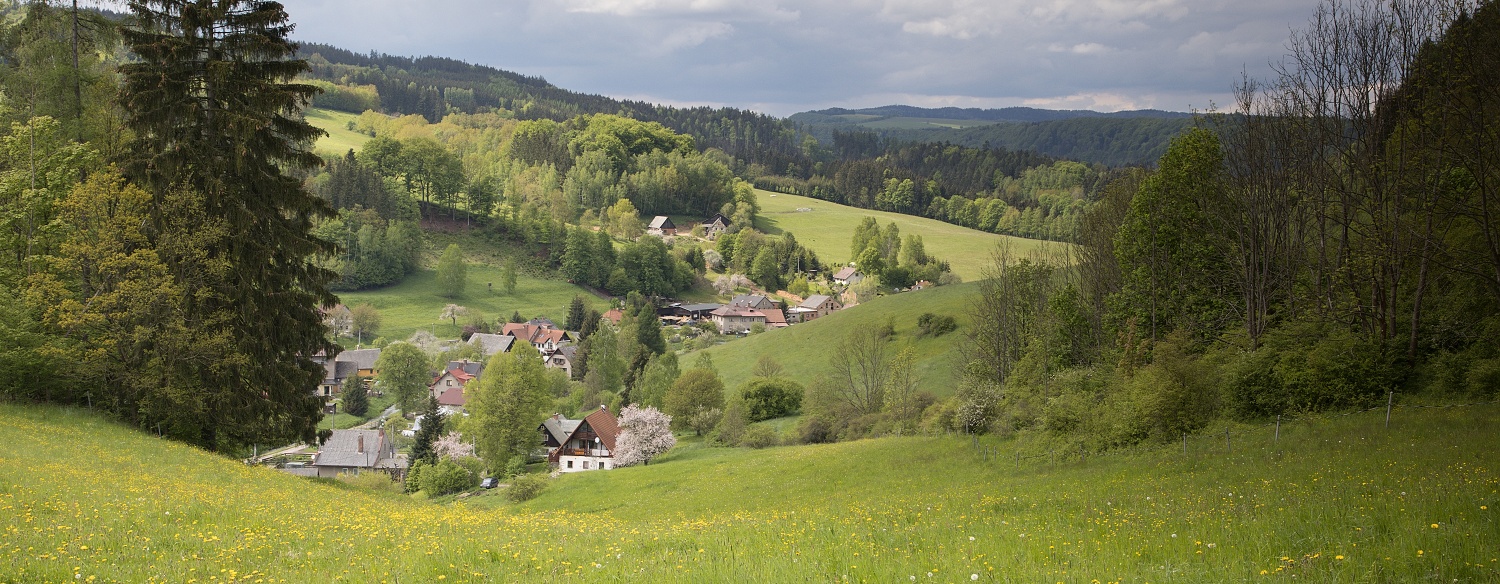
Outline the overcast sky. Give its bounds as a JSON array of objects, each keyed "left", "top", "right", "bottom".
[{"left": 285, "top": 0, "right": 1318, "bottom": 118}]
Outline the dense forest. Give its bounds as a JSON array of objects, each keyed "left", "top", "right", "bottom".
[
  {"left": 790, "top": 106, "right": 1197, "bottom": 166},
  {"left": 905, "top": 0, "right": 1500, "bottom": 453}
]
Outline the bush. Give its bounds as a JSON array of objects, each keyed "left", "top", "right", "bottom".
[
  {"left": 506, "top": 473, "right": 547, "bottom": 502},
  {"left": 796, "top": 416, "right": 835, "bottom": 444},
  {"left": 418, "top": 457, "right": 477, "bottom": 496},
  {"left": 739, "top": 377, "right": 803, "bottom": 421},
  {"left": 740, "top": 425, "right": 779, "bottom": 449},
  {"left": 915, "top": 313, "right": 957, "bottom": 337}
]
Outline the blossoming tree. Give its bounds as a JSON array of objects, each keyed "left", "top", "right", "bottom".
[{"left": 614, "top": 405, "right": 675, "bottom": 467}]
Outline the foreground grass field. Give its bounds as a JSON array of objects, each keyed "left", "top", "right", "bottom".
[
  {"left": 690, "top": 281, "right": 978, "bottom": 395},
  {"left": 3, "top": 401, "right": 1495, "bottom": 583},
  {"left": 753, "top": 190, "right": 1063, "bottom": 281}
]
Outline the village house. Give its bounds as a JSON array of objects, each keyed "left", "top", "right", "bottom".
[
  {"left": 546, "top": 345, "right": 580, "bottom": 379},
  {"left": 729, "top": 294, "right": 777, "bottom": 310},
  {"left": 703, "top": 213, "right": 731, "bottom": 240},
  {"left": 311, "top": 347, "right": 382, "bottom": 400},
  {"left": 310, "top": 429, "right": 405, "bottom": 479},
  {"left": 646, "top": 215, "right": 677, "bottom": 236},
  {"left": 501, "top": 322, "right": 572, "bottom": 352},
  {"left": 833, "top": 266, "right": 863, "bottom": 286},
  {"left": 321, "top": 304, "right": 353, "bottom": 336},
  {"left": 430, "top": 359, "right": 483, "bottom": 414},
  {"left": 797, "top": 294, "right": 839, "bottom": 321},
  {"left": 710, "top": 305, "right": 768, "bottom": 334},
  {"left": 540, "top": 406, "right": 620, "bottom": 472},
  {"left": 466, "top": 333, "right": 516, "bottom": 356}
]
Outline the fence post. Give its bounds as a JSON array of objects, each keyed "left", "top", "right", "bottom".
[
  {"left": 1385, "top": 390, "right": 1395, "bottom": 429},
  {"left": 1015, "top": 450, "right": 1020, "bottom": 468},
  {"left": 1275, "top": 415, "right": 1281, "bottom": 442},
  {"left": 1225, "top": 427, "right": 1231, "bottom": 454}
]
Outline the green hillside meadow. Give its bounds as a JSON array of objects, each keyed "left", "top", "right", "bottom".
[
  {"left": 692, "top": 281, "right": 977, "bottom": 395},
  {"left": 2, "top": 402, "right": 1496, "bottom": 582},
  {"left": 305, "top": 107, "right": 371, "bottom": 156},
  {"left": 753, "top": 190, "right": 1063, "bottom": 281}
]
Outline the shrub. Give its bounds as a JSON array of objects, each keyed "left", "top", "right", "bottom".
[
  {"left": 739, "top": 377, "right": 803, "bottom": 421},
  {"left": 418, "top": 457, "right": 477, "bottom": 496},
  {"left": 506, "top": 473, "right": 547, "bottom": 502},
  {"left": 915, "top": 313, "right": 957, "bottom": 337},
  {"left": 740, "top": 425, "right": 779, "bottom": 449},
  {"left": 796, "top": 416, "right": 835, "bottom": 444}
]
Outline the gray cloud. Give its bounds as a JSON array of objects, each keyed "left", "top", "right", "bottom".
[{"left": 287, "top": 0, "right": 1315, "bottom": 116}]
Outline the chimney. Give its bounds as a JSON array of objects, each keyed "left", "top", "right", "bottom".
[{"left": 357, "top": 434, "right": 364, "bottom": 453}]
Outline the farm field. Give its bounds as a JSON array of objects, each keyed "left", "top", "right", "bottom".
[
  {"left": 688, "top": 281, "right": 978, "bottom": 396},
  {"left": 2, "top": 402, "right": 1496, "bottom": 582},
  {"left": 753, "top": 190, "right": 1063, "bottom": 281},
  {"left": 305, "top": 107, "right": 372, "bottom": 156}
]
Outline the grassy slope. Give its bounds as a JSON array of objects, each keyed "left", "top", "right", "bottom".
[
  {"left": 305, "top": 107, "right": 371, "bottom": 156},
  {"left": 3, "top": 402, "right": 1496, "bottom": 582},
  {"left": 335, "top": 231, "right": 607, "bottom": 342},
  {"left": 754, "top": 190, "right": 1064, "bottom": 282},
  {"left": 690, "top": 281, "right": 978, "bottom": 396}
]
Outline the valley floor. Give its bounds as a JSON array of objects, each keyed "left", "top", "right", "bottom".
[{"left": 1, "top": 402, "right": 1496, "bottom": 582}]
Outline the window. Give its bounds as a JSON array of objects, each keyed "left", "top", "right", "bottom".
[
  {"left": 446, "top": 379, "right": 453, "bottom": 386},
  {"left": 566, "top": 461, "right": 573, "bottom": 469},
  {"left": 583, "top": 461, "right": 591, "bottom": 469}
]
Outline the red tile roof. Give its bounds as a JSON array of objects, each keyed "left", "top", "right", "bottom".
[
  {"left": 582, "top": 406, "right": 619, "bottom": 451},
  {"left": 436, "top": 386, "right": 466, "bottom": 407}
]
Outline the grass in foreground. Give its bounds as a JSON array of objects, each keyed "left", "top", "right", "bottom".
[
  {"left": 688, "top": 281, "right": 978, "bottom": 395},
  {"left": 2, "top": 401, "right": 1495, "bottom": 583},
  {"left": 753, "top": 190, "right": 1063, "bottom": 281}
]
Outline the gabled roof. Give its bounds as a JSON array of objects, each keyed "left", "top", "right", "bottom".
[
  {"left": 502, "top": 323, "right": 571, "bottom": 345},
  {"left": 539, "top": 415, "right": 582, "bottom": 445},
  {"left": 648, "top": 216, "right": 675, "bottom": 229},
  {"left": 467, "top": 333, "right": 516, "bottom": 356},
  {"left": 312, "top": 430, "right": 390, "bottom": 469},
  {"left": 436, "top": 385, "right": 466, "bottom": 407},
  {"left": 762, "top": 308, "right": 789, "bottom": 327},
  {"left": 527, "top": 317, "right": 558, "bottom": 329},
  {"left": 833, "top": 266, "right": 859, "bottom": 281},
  {"left": 445, "top": 360, "right": 484, "bottom": 377},
  {"left": 799, "top": 294, "right": 834, "bottom": 309},
  {"left": 569, "top": 406, "right": 620, "bottom": 451},
  {"left": 730, "top": 294, "right": 773, "bottom": 308},
  {"left": 336, "top": 348, "right": 382, "bottom": 370},
  {"left": 710, "top": 306, "right": 766, "bottom": 319},
  {"left": 603, "top": 309, "right": 624, "bottom": 325},
  {"left": 706, "top": 213, "right": 730, "bottom": 227}
]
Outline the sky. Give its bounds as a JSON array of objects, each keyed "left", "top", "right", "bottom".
[{"left": 285, "top": 0, "right": 1318, "bottom": 118}]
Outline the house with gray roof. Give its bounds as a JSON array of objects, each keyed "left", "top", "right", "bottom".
[
  {"left": 310, "top": 429, "right": 406, "bottom": 478},
  {"left": 467, "top": 333, "right": 516, "bottom": 356}
]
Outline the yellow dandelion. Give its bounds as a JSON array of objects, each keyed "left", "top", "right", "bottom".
[
  {"left": 1431, "top": 524, "right": 1439, "bottom": 529},
  {"left": 1335, "top": 555, "right": 1344, "bottom": 560}
]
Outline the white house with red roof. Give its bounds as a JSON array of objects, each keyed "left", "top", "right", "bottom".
[{"left": 429, "top": 359, "right": 483, "bottom": 414}]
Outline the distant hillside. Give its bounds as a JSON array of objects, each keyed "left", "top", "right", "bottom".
[{"left": 792, "top": 105, "right": 1196, "bottom": 166}]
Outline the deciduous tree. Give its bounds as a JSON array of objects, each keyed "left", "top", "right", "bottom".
[{"left": 614, "top": 405, "right": 675, "bottom": 466}]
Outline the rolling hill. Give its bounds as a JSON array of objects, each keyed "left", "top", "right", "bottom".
[
  {"left": 3, "top": 400, "right": 1495, "bottom": 582},
  {"left": 754, "top": 189, "right": 1065, "bottom": 281}
]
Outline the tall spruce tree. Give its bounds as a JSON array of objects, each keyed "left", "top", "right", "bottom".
[{"left": 117, "top": 1, "right": 336, "bottom": 451}]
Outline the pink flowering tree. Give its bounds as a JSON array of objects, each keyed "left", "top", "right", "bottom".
[
  {"left": 433, "top": 431, "right": 475, "bottom": 461},
  {"left": 614, "top": 405, "right": 676, "bottom": 467}
]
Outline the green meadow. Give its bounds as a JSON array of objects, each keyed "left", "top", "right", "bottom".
[
  {"left": 753, "top": 190, "right": 1063, "bottom": 281},
  {"left": 305, "top": 107, "right": 371, "bottom": 156},
  {"left": 688, "top": 281, "right": 978, "bottom": 395},
  {"left": 2, "top": 401, "right": 1495, "bottom": 582},
  {"left": 334, "top": 232, "right": 607, "bottom": 343}
]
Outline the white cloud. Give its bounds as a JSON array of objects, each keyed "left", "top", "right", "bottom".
[{"left": 656, "top": 21, "right": 735, "bottom": 53}]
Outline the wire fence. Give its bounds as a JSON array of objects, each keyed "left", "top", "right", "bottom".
[{"left": 962, "top": 393, "right": 1500, "bottom": 471}]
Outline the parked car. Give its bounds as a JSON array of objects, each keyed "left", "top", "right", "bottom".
[{"left": 480, "top": 477, "right": 499, "bottom": 489}]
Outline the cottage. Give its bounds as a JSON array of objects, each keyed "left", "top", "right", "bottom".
[
  {"left": 543, "top": 406, "right": 620, "bottom": 472},
  {"left": 602, "top": 308, "right": 625, "bottom": 326},
  {"left": 546, "top": 345, "right": 580, "bottom": 379},
  {"left": 311, "top": 347, "right": 381, "bottom": 399},
  {"left": 833, "top": 266, "right": 863, "bottom": 286},
  {"left": 703, "top": 213, "right": 731, "bottom": 239},
  {"left": 310, "top": 429, "right": 405, "bottom": 478},
  {"left": 321, "top": 304, "right": 353, "bottom": 336},
  {"left": 429, "top": 360, "right": 483, "bottom": 414},
  {"left": 646, "top": 216, "right": 677, "bottom": 236},
  {"left": 797, "top": 294, "right": 839, "bottom": 321},
  {"left": 466, "top": 333, "right": 516, "bottom": 356}
]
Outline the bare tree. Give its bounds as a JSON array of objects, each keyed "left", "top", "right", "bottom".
[{"left": 828, "top": 327, "right": 890, "bottom": 415}]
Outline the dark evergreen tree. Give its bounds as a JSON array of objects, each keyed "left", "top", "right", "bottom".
[
  {"left": 565, "top": 295, "right": 587, "bottom": 331},
  {"left": 118, "top": 0, "right": 335, "bottom": 451},
  {"left": 410, "top": 396, "right": 445, "bottom": 465},
  {"left": 343, "top": 382, "right": 369, "bottom": 417}
]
